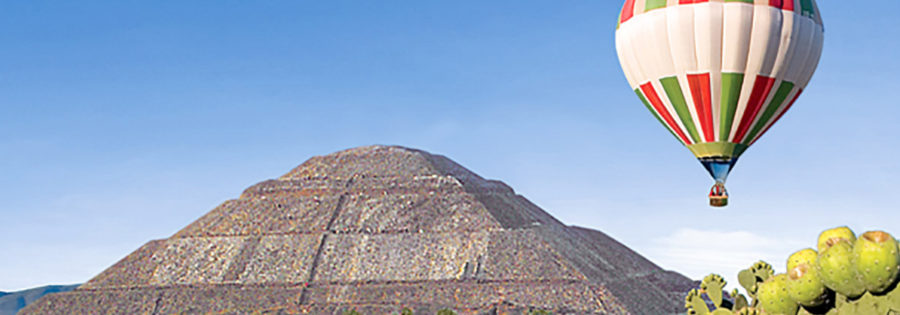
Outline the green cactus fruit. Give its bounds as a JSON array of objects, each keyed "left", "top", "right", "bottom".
[
  {"left": 736, "top": 308, "right": 761, "bottom": 315},
  {"left": 756, "top": 274, "right": 798, "bottom": 315},
  {"left": 853, "top": 230, "right": 900, "bottom": 293},
  {"left": 817, "top": 239, "right": 866, "bottom": 298},
  {"left": 817, "top": 226, "right": 856, "bottom": 253},
  {"left": 787, "top": 248, "right": 818, "bottom": 271},
  {"left": 786, "top": 262, "right": 827, "bottom": 307}
]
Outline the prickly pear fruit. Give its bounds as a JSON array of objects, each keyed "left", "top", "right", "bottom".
[
  {"left": 818, "top": 226, "right": 856, "bottom": 252},
  {"left": 853, "top": 230, "right": 900, "bottom": 293},
  {"left": 787, "top": 248, "right": 818, "bottom": 271},
  {"left": 736, "top": 308, "right": 761, "bottom": 315},
  {"left": 756, "top": 273, "right": 798, "bottom": 315},
  {"left": 787, "top": 261, "right": 827, "bottom": 307},
  {"left": 817, "top": 239, "right": 865, "bottom": 298}
]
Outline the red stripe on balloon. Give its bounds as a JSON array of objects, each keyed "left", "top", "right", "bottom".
[
  {"left": 630, "top": 0, "right": 793, "bottom": 17},
  {"left": 640, "top": 83, "right": 693, "bottom": 145},
  {"left": 750, "top": 89, "right": 803, "bottom": 146},
  {"left": 687, "top": 73, "right": 715, "bottom": 142},
  {"left": 734, "top": 76, "right": 777, "bottom": 143},
  {"left": 771, "top": 0, "right": 797, "bottom": 11},
  {"left": 784, "top": 0, "right": 795, "bottom": 12},
  {"left": 681, "top": 0, "right": 787, "bottom": 9},
  {"left": 621, "top": 0, "right": 636, "bottom": 24}
]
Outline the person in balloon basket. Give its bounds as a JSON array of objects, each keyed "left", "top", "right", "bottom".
[{"left": 709, "top": 182, "right": 728, "bottom": 207}]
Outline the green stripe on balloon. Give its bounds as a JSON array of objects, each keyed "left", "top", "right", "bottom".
[
  {"left": 636, "top": 88, "right": 684, "bottom": 144},
  {"left": 719, "top": 73, "right": 744, "bottom": 142},
  {"left": 800, "top": 0, "right": 815, "bottom": 17},
  {"left": 660, "top": 77, "right": 702, "bottom": 144},
  {"left": 644, "top": 0, "right": 667, "bottom": 12},
  {"left": 743, "top": 81, "right": 795, "bottom": 145}
]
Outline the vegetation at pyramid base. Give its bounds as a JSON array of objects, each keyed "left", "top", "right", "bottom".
[{"left": 685, "top": 226, "right": 900, "bottom": 314}]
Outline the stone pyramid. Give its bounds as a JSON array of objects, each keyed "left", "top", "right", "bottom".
[{"left": 23, "top": 145, "right": 694, "bottom": 314}]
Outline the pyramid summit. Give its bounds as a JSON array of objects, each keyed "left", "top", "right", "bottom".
[{"left": 23, "top": 145, "right": 694, "bottom": 314}]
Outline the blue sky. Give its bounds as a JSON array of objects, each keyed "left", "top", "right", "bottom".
[{"left": 1, "top": 1, "right": 898, "bottom": 292}]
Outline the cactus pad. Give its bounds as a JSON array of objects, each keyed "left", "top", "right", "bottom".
[{"left": 702, "top": 274, "right": 727, "bottom": 307}]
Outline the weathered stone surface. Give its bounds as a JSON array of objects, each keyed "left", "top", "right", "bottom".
[
  {"left": 281, "top": 146, "right": 441, "bottom": 180},
  {"left": 331, "top": 191, "right": 502, "bottom": 233},
  {"left": 174, "top": 194, "right": 342, "bottom": 237},
  {"left": 153, "top": 285, "right": 304, "bottom": 314},
  {"left": 237, "top": 234, "right": 323, "bottom": 284},
  {"left": 314, "top": 232, "right": 490, "bottom": 282},
  {"left": 80, "top": 240, "right": 166, "bottom": 289},
  {"left": 22, "top": 145, "right": 693, "bottom": 314},
  {"left": 149, "top": 236, "right": 246, "bottom": 285},
  {"left": 301, "top": 281, "right": 626, "bottom": 313},
  {"left": 21, "top": 289, "right": 158, "bottom": 314},
  {"left": 480, "top": 229, "right": 583, "bottom": 281}
]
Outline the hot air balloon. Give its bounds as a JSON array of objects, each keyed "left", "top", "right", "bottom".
[{"left": 615, "top": 0, "right": 823, "bottom": 207}]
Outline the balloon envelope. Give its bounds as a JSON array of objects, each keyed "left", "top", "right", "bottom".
[{"left": 615, "top": 0, "right": 824, "bottom": 186}]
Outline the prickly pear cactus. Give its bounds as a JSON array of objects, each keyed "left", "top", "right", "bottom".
[
  {"left": 818, "top": 238, "right": 866, "bottom": 298},
  {"left": 738, "top": 261, "right": 774, "bottom": 300},
  {"left": 785, "top": 248, "right": 828, "bottom": 308},
  {"left": 686, "top": 274, "right": 760, "bottom": 314},
  {"left": 682, "top": 227, "right": 900, "bottom": 315},
  {"left": 817, "top": 227, "right": 857, "bottom": 252},
  {"left": 757, "top": 274, "right": 798, "bottom": 315},
  {"left": 787, "top": 249, "right": 818, "bottom": 272},
  {"left": 854, "top": 231, "right": 900, "bottom": 294},
  {"left": 735, "top": 308, "right": 762, "bottom": 315}
]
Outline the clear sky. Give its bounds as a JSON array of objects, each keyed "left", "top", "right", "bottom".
[{"left": 2, "top": 1, "right": 898, "bottom": 292}]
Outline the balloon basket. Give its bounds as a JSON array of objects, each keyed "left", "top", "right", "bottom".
[
  {"left": 709, "top": 195, "right": 728, "bottom": 207},
  {"left": 708, "top": 182, "right": 728, "bottom": 207}
]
